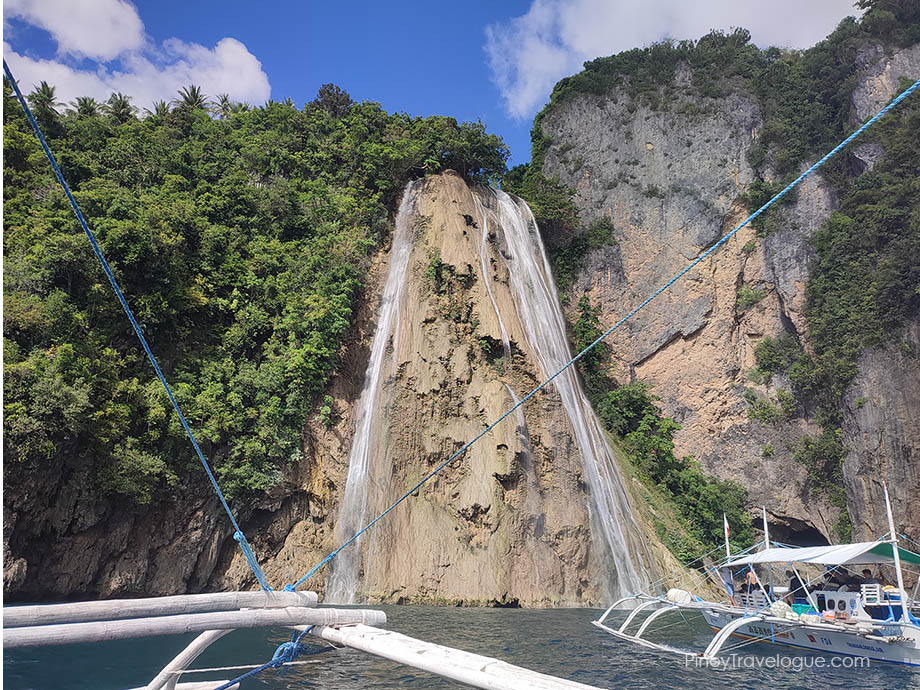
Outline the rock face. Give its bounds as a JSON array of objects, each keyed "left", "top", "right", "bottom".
[
  {"left": 2, "top": 425, "right": 340, "bottom": 600},
  {"left": 850, "top": 44, "right": 920, "bottom": 124},
  {"left": 841, "top": 318, "right": 920, "bottom": 542},
  {"left": 538, "top": 46, "right": 919, "bottom": 543}
]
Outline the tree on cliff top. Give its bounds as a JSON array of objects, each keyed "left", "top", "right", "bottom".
[
  {"left": 313, "top": 83, "right": 352, "bottom": 118},
  {"left": 857, "top": 0, "right": 920, "bottom": 44}
]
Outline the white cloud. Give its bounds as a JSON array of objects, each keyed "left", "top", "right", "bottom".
[
  {"left": 485, "top": 0, "right": 861, "bottom": 119},
  {"left": 4, "top": 0, "right": 144, "bottom": 61},
  {"left": 3, "top": 3, "right": 270, "bottom": 111}
]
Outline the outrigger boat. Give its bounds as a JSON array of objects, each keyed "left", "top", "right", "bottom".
[{"left": 594, "top": 486, "right": 920, "bottom": 666}]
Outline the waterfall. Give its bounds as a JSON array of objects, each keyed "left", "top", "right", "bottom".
[
  {"left": 472, "top": 194, "right": 512, "bottom": 359},
  {"left": 475, "top": 187, "right": 651, "bottom": 597},
  {"left": 328, "top": 178, "right": 650, "bottom": 602},
  {"left": 326, "top": 180, "right": 421, "bottom": 603}
]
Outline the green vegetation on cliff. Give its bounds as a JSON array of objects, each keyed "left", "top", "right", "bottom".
[
  {"left": 540, "top": 0, "right": 917, "bottom": 180},
  {"left": 3, "top": 81, "right": 508, "bottom": 503}
]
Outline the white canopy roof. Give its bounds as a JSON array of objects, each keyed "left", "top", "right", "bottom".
[{"left": 724, "top": 541, "right": 920, "bottom": 568}]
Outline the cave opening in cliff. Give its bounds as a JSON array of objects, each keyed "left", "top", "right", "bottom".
[{"left": 768, "top": 520, "right": 830, "bottom": 548}]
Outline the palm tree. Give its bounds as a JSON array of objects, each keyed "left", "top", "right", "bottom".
[
  {"left": 27, "top": 81, "right": 62, "bottom": 124},
  {"left": 70, "top": 96, "right": 100, "bottom": 118},
  {"left": 230, "top": 102, "right": 250, "bottom": 116},
  {"left": 105, "top": 92, "right": 136, "bottom": 124},
  {"left": 174, "top": 85, "right": 207, "bottom": 110},
  {"left": 144, "top": 100, "right": 171, "bottom": 120},
  {"left": 210, "top": 93, "right": 234, "bottom": 119}
]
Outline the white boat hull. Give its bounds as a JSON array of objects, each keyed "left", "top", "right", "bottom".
[{"left": 701, "top": 609, "right": 920, "bottom": 666}]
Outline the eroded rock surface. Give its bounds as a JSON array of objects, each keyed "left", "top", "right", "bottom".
[{"left": 538, "top": 48, "right": 919, "bottom": 543}]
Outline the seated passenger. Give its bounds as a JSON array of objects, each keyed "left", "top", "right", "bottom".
[
  {"left": 861, "top": 568, "right": 880, "bottom": 585},
  {"left": 743, "top": 569, "right": 760, "bottom": 594}
]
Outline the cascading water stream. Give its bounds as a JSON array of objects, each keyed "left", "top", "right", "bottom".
[
  {"left": 329, "top": 179, "right": 650, "bottom": 602},
  {"left": 472, "top": 194, "right": 512, "bottom": 360},
  {"left": 475, "top": 187, "right": 651, "bottom": 597},
  {"left": 326, "top": 180, "right": 421, "bottom": 602}
]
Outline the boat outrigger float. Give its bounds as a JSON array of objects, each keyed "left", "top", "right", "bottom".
[{"left": 595, "top": 485, "right": 920, "bottom": 666}]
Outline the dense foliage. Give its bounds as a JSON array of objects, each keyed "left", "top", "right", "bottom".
[
  {"left": 3, "top": 81, "right": 508, "bottom": 503},
  {"left": 571, "top": 299, "right": 754, "bottom": 555},
  {"left": 805, "top": 99, "right": 920, "bottom": 416}
]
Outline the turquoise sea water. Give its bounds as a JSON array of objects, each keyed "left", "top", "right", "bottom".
[{"left": 5, "top": 605, "right": 920, "bottom": 689}]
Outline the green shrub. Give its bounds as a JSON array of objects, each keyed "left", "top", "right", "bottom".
[
  {"left": 744, "top": 389, "right": 782, "bottom": 424},
  {"left": 571, "top": 296, "right": 607, "bottom": 376},
  {"left": 753, "top": 333, "right": 802, "bottom": 373},
  {"left": 776, "top": 389, "right": 798, "bottom": 418},
  {"left": 736, "top": 284, "right": 766, "bottom": 310},
  {"left": 426, "top": 250, "right": 444, "bottom": 291},
  {"left": 585, "top": 216, "right": 616, "bottom": 249},
  {"left": 317, "top": 395, "right": 336, "bottom": 429}
]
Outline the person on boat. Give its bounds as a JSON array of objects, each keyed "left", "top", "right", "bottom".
[
  {"left": 861, "top": 568, "right": 880, "bottom": 585},
  {"left": 785, "top": 570, "right": 806, "bottom": 603},
  {"left": 743, "top": 568, "right": 760, "bottom": 594},
  {"left": 837, "top": 569, "right": 864, "bottom": 591}
]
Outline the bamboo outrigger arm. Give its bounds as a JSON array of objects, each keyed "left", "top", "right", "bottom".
[
  {"left": 702, "top": 615, "right": 765, "bottom": 659},
  {"left": 141, "top": 630, "right": 234, "bottom": 690},
  {"left": 302, "top": 623, "right": 603, "bottom": 690},
  {"left": 3, "top": 606, "right": 385, "bottom": 649},
  {"left": 634, "top": 605, "right": 680, "bottom": 638},
  {"left": 615, "top": 598, "right": 665, "bottom": 634},
  {"left": 3, "top": 590, "right": 318, "bottom": 628}
]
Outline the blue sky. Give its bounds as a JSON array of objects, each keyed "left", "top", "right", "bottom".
[{"left": 4, "top": 0, "right": 859, "bottom": 167}]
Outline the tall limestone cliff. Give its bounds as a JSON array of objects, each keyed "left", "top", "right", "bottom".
[{"left": 534, "top": 34, "right": 920, "bottom": 545}]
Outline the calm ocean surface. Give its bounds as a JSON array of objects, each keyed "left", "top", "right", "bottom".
[{"left": 4, "top": 605, "right": 919, "bottom": 689}]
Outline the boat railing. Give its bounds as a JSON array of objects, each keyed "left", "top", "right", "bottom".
[
  {"left": 736, "top": 591, "right": 769, "bottom": 611},
  {"left": 861, "top": 583, "right": 882, "bottom": 605}
]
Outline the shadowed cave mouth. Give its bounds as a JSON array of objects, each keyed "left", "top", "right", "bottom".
[{"left": 767, "top": 518, "right": 830, "bottom": 547}]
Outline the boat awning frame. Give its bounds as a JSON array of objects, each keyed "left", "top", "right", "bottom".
[{"left": 724, "top": 540, "right": 920, "bottom": 568}]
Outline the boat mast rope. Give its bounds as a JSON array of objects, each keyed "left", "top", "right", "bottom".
[
  {"left": 2, "top": 59, "right": 271, "bottom": 592},
  {"left": 287, "top": 76, "right": 920, "bottom": 592}
]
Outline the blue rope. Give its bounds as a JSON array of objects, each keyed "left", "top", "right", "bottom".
[
  {"left": 2, "top": 59, "right": 271, "bottom": 591},
  {"left": 211, "top": 626, "right": 321, "bottom": 690},
  {"left": 287, "top": 77, "right": 920, "bottom": 591}
]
